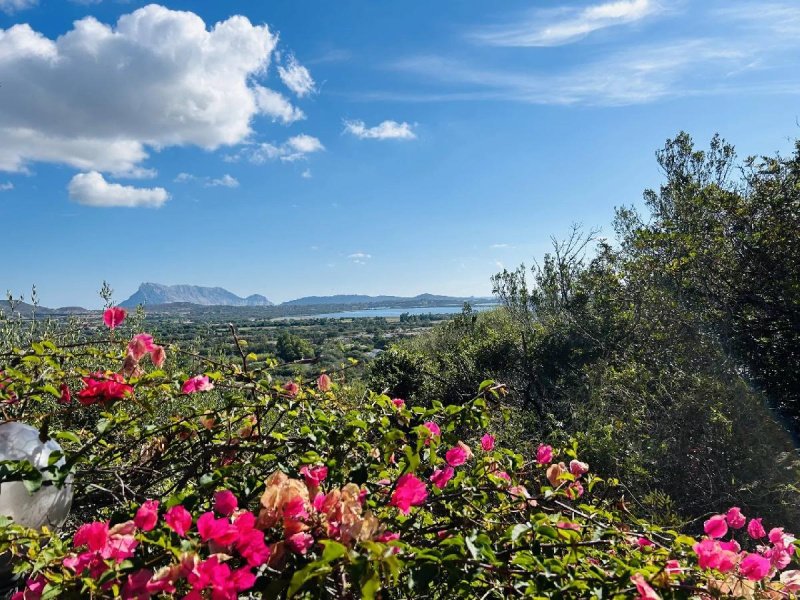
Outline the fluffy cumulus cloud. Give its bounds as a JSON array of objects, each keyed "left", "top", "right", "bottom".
[
  {"left": 343, "top": 120, "right": 417, "bottom": 140},
  {"left": 278, "top": 54, "right": 316, "bottom": 97},
  {"left": 228, "top": 134, "right": 325, "bottom": 164},
  {"left": 68, "top": 172, "right": 169, "bottom": 208},
  {"left": 207, "top": 174, "right": 240, "bottom": 188},
  {"left": 0, "top": 5, "right": 309, "bottom": 175},
  {"left": 474, "top": 0, "right": 657, "bottom": 47}
]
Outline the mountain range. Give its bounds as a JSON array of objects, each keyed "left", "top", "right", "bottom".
[{"left": 120, "top": 283, "right": 272, "bottom": 307}]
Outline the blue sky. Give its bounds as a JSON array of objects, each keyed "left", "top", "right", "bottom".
[{"left": 1, "top": 0, "right": 799, "bottom": 307}]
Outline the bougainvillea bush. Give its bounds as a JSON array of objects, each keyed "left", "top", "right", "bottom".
[{"left": 1, "top": 308, "right": 799, "bottom": 598}]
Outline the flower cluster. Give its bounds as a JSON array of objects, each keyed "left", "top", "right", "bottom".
[{"left": 76, "top": 372, "right": 134, "bottom": 405}]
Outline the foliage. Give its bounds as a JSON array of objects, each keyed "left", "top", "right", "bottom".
[{"left": 4, "top": 313, "right": 800, "bottom": 598}]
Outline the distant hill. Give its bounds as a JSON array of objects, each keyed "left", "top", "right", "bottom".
[
  {"left": 283, "top": 293, "right": 490, "bottom": 306},
  {"left": 0, "top": 300, "right": 90, "bottom": 317},
  {"left": 121, "top": 283, "right": 272, "bottom": 307}
]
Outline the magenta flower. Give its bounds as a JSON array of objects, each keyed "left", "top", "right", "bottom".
[
  {"left": 566, "top": 480, "right": 584, "bottom": 500},
  {"left": 299, "top": 465, "right": 328, "bottom": 487},
  {"left": 726, "top": 506, "right": 746, "bottom": 529},
  {"left": 197, "top": 512, "right": 238, "bottom": 545},
  {"left": 59, "top": 383, "right": 71, "bottom": 405},
  {"left": 376, "top": 531, "right": 400, "bottom": 543},
  {"left": 283, "top": 381, "right": 300, "bottom": 396},
  {"left": 164, "top": 505, "right": 192, "bottom": 537},
  {"left": 213, "top": 490, "right": 238, "bottom": 517},
  {"left": 391, "top": 397, "right": 405, "bottom": 408},
  {"left": 390, "top": 473, "right": 428, "bottom": 514},
  {"left": 636, "top": 537, "right": 654, "bottom": 548},
  {"left": 128, "top": 333, "right": 155, "bottom": 360},
  {"left": 536, "top": 444, "right": 553, "bottom": 465},
  {"left": 134, "top": 500, "right": 159, "bottom": 532},
  {"left": 182, "top": 375, "right": 214, "bottom": 394},
  {"left": 704, "top": 515, "right": 728, "bottom": 539},
  {"left": 740, "top": 552, "right": 772, "bottom": 581},
  {"left": 422, "top": 421, "right": 441, "bottom": 437},
  {"left": 480, "top": 434, "right": 495, "bottom": 452},
  {"left": 630, "top": 573, "right": 660, "bottom": 600},
  {"left": 693, "top": 538, "right": 737, "bottom": 573},
  {"left": 286, "top": 532, "right": 315, "bottom": 555},
  {"left": 445, "top": 445, "right": 469, "bottom": 467},
  {"left": 430, "top": 466, "right": 454, "bottom": 490},
  {"left": 748, "top": 517, "right": 767, "bottom": 539},
  {"left": 103, "top": 306, "right": 127, "bottom": 329},
  {"left": 665, "top": 560, "right": 681, "bottom": 575}
]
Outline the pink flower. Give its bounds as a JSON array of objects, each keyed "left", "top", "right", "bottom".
[
  {"left": 286, "top": 532, "right": 315, "bottom": 555},
  {"left": 182, "top": 375, "right": 214, "bottom": 394},
  {"left": 150, "top": 345, "right": 166, "bottom": 368},
  {"left": 445, "top": 445, "right": 469, "bottom": 467},
  {"left": 480, "top": 434, "right": 495, "bottom": 452},
  {"left": 557, "top": 521, "right": 581, "bottom": 531},
  {"left": 693, "top": 538, "right": 737, "bottom": 573},
  {"left": 213, "top": 490, "right": 238, "bottom": 517},
  {"left": 317, "top": 374, "right": 332, "bottom": 392},
  {"left": 740, "top": 552, "right": 772, "bottom": 581},
  {"left": 391, "top": 398, "right": 405, "bottom": 408},
  {"left": 390, "top": 473, "right": 428, "bottom": 514},
  {"left": 704, "top": 515, "right": 728, "bottom": 539},
  {"left": 128, "top": 334, "right": 155, "bottom": 360},
  {"left": 197, "top": 512, "right": 238, "bottom": 545},
  {"left": 376, "top": 532, "right": 400, "bottom": 543},
  {"left": 780, "top": 570, "right": 800, "bottom": 592},
  {"left": 748, "top": 517, "right": 767, "bottom": 539},
  {"left": 566, "top": 480, "right": 584, "bottom": 500},
  {"left": 430, "top": 466, "right": 454, "bottom": 489},
  {"left": 637, "top": 537, "right": 654, "bottom": 548},
  {"left": 103, "top": 306, "right": 127, "bottom": 329},
  {"left": 283, "top": 381, "right": 300, "bottom": 397},
  {"left": 283, "top": 497, "right": 309, "bottom": 521},
  {"left": 77, "top": 372, "right": 133, "bottom": 405},
  {"left": 299, "top": 465, "right": 328, "bottom": 488},
  {"left": 12, "top": 575, "right": 47, "bottom": 600},
  {"left": 726, "top": 506, "right": 746, "bottom": 529},
  {"left": 665, "top": 560, "right": 681, "bottom": 576},
  {"left": 164, "top": 505, "right": 192, "bottom": 537},
  {"left": 74, "top": 522, "right": 109, "bottom": 551},
  {"left": 134, "top": 500, "right": 159, "bottom": 532},
  {"left": 59, "top": 383, "right": 71, "bottom": 405},
  {"left": 630, "top": 573, "right": 660, "bottom": 600},
  {"left": 536, "top": 444, "right": 553, "bottom": 465},
  {"left": 569, "top": 459, "right": 589, "bottom": 477},
  {"left": 422, "top": 421, "right": 441, "bottom": 440}
]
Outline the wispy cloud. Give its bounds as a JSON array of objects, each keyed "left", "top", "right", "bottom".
[
  {"left": 278, "top": 54, "right": 316, "bottom": 97},
  {"left": 490, "top": 243, "right": 511, "bottom": 249},
  {"left": 226, "top": 135, "right": 325, "bottom": 164},
  {"left": 348, "top": 252, "right": 372, "bottom": 265},
  {"left": 343, "top": 120, "right": 416, "bottom": 140},
  {"left": 174, "top": 173, "right": 240, "bottom": 188},
  {"left": 473, "top": 0, "right": 659, "bottom": 47},
  {"left": 0, "top": 182, "right": 13, "bottom": 191},
  {"left": 0, "top": 0, "right": 37, "bottom": 13}
]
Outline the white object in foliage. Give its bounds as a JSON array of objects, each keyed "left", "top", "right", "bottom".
[{"left": 0, "top": 422, "right": 73, "bottom": 529}]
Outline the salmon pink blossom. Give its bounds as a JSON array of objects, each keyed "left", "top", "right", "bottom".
[
  {"left": 317, "top": 373, "right": 332, "bottom": 391},
  {"left": 569, "top": 459, "right": 589, "bottom": 477},
  {"left": 781, "top": 570, "right": 800, "bottom": 592},
  {"left": 704, "top": 515, "right": 728, "bottom": 538},
  {"left": 480, "top": 434, "right": 495, "bottom": 451},
  {"left": 182, "top": 375, "right": 213, "bottom": 394},
  {"left": 103, "top": 306, "right": 127, "bottom": 329},
  {"left": 630, "top": 573, "right": 660, "bottom": 600},
  {"left": 390, "top": 473, "right": 428, "bottom": 514},
  {"left": 283, "top": 381, "right": 300, "bottom": 396},
  {"left": 128, "top": 334, "right": 155, "bottom": 359},
  {"left": 150, "top": 345, "right": 166, "bottom": 368}
]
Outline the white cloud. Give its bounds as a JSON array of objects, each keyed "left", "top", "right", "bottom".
[
  {"left": 0, "top": 6, "right": 307, "bottom": 175},
  {"left": 348, "top": 252, "right": 372, "bottom": 265},
  {"left": 343, "top": 119, "right": 416, "bottom": 140},
  {"left": 254, "top": 86, "right": 306, "bottom": 124},
  {"left": 0, "top": 182, "right": 13, "bottom": 191},
  {"left": 301, "top": 168, "right": 312, "bottom": 179},
  {"left": 278, "top": 54, "right": 316, "bottom": 97},
  {"left": 0, "top": 0, "right": 36, "bottom": 13},
  {"left": 229, "top": 135, "right": 325, "bottom": 164},
  {"left": 490, "top": 243, "right": 510, "bottom": 249},
  {"left": 68, "top": 171, "right": 169, "bottom": 208},
  {"left": 474, "top": 0, "right": 658, "bottom": 47},
  {"left": 174, "top": 172, "right": 196, "bottom": 183},
  {"left": 206, "top": 174, "right": 239, "bottom": 188}
]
